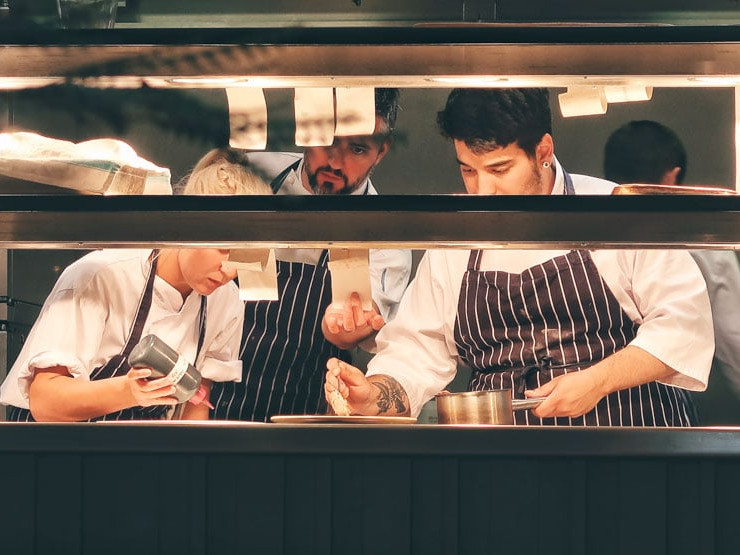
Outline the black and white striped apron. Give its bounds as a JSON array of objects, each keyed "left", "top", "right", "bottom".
[
  {"left": 8, "top": 250, "right": 208, "bottom": 422},
  {"left": 211, "top": 160, "right": 353, "bottom": 422},
  {"left": 453, "top": 172, "right": 697, "bottom": 427}
]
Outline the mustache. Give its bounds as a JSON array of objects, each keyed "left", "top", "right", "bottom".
[{"left": 314, "top": 166, "right": 345, "bottom": 179}]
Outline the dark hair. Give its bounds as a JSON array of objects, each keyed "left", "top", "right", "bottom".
[
  {"left": 374, "top": 88, "right": 401, "bottom": 139},
  {"left": 603, "top": 120, "right": 687, "bottom": 184},
  {"left": 436, "top": 88, "right": 552, "bottom": 157}
]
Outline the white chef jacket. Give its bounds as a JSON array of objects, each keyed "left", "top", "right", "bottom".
[
  {"left": 367, "top": 159, "right": 714, "bottom": 416},
  {"left": 690, "top": 250, "right": 740, "bottom": 396},
  {"left": 0, "top": 249, "right": 244, "bottom": 410},
  {"left": 246, "top": 151, "right": 412, "bottom": 322}
]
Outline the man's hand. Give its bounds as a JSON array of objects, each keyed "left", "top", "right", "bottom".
[
  {"left": 525, "top": 370, "right": 607, "bottom": 419},
  {"left": 324, "top": 358, "right": 411, "bottom": 416},
  {"left": 525, "top": 346, "right": 675, "bottom": 419},
  {"left": 322, "top": 292, "right": 385, "bottom": 350},
  {"left": 324, "top": 358, "right": 376, "bottom": 415}
]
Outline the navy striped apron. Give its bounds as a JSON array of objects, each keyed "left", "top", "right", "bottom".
[
  {"left": 8, "top": 250, "right": 208, "bottom": 422},
  {"left": 453, "top": 172, "right": 697, "bottom": 426},
  {"left": 211, "top": 160, "right": 353, "bottom": 422}
]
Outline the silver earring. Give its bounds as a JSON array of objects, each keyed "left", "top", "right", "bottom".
[{"left": 542, "top": 161, "right": 551, "bottom": 169}]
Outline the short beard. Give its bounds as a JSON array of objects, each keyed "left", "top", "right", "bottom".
[
  {"left": 306, "top": 166, "right": 369, "bottom": 195},
  {"left": 524, "top": 159, "right": 546, "bottom": 195}
]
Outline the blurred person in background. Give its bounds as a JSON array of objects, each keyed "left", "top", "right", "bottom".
[{"left": 604, "top": 119, "right": 740, "bottom": 404}]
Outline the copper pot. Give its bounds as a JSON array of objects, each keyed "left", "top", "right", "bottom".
[{"left": 435, "top": 389, "right": 545, "bottom": 425}]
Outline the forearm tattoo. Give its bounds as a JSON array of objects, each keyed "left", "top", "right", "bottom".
[{"left": 371, "top": 377, "right": 408, "bottom": 415}]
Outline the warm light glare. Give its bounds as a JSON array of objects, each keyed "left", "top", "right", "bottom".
[{"left": 0, "top": 78, "right": 63, "bottom": 90}]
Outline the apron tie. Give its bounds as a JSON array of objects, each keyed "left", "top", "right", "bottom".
[{"left": 513, "top": 356, "right": 552, "bottom": 398}]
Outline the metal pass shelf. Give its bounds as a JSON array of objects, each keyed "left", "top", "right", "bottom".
[
  {"left": 0, "top": 193, "right": 738, "bottom": 249},
  {"left": 2, "top": 25, "right": 740, "bottom": 89}
]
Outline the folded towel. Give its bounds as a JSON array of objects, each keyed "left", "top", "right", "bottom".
[{"left": 0, "top": 132, "right": 172, "bottom": 195}]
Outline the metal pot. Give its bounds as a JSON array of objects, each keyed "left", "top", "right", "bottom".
[{"left": 435, "top": 389, "right": 545, "bottom": 425}]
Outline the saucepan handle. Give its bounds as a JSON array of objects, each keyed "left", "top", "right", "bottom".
[{"left": 512, "top": 397, "right": 547, "bottom": 411}]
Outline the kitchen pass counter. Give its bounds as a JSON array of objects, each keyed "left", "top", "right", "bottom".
[{"left": 1, "top": 423, "right": 739, "bottom": 555}]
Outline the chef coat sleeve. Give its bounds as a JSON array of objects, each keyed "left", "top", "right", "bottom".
[
  {"left": 355, "top": 248, "right": 413, "bottom": 353},
  {"left": 196, "top": 283, "right": 244, "bottom": 382},
  {"left": 618, "top": 249, "right": 714, "bottom": 390},
  {"left": 369, "top": 248, "right": 413, "bottom": 321},
  {"left": 19, "top": 280, "right": 110, "bottom": 399},
  {"left": 366, "top": 251, "right": 459, "bottom": 417},
  {"left": 689, "top": 250, "right": 740, "bottom": 395}
]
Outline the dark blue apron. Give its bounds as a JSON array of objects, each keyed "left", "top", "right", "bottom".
[
  {"left": 8, "top": 250, "right": 207, "bottom": 421},
  {"left": 211, "top": 160, "right": 356, "bottom": 422},
  {"left": 453, "top": 171, "right": 697, "bottom": 426}
]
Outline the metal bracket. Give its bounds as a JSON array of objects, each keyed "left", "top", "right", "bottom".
[{"left": 0, "top": 296, "right": 41, "bottom": 308}]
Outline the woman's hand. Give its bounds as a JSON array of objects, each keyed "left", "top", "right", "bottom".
[{"left": 125, "top": 368, "right": 179, "bottom": 407}]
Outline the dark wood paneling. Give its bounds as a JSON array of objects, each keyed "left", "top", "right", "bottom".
[
  {"left": 206, "top": 455, "right": 285, "bottom": 555},
  {"left": 36, "top": 454, "right": 82, "bottom": 555},
  {"left": 0, "top": 454, "right": 35, "bottom": 555},
  {"left": 539, "top": 459, "right": 586, "bottom": 555},
  {"left": 586, "top": 460, "right": 620, "bottom": 555},
  {"left": 331, "top": 457, "right": 412, "bottom": 555},
  {"left": 284, "top": 456, "right": 332, "bottom": 555},
  {"left": 156, "top": 454, "right": 207, "bottom": 555},
  {"left": 82, "top": 454, "right": 162, "bottom": 555},
  {"left": 6, "top": 428, "right": 740, "bottom": 554},
  {"left": 617, "top": 461, "right": 668, "bottom": 555},
  {"left": 410, "top": 457, "right": 458, "bottom": 555},
  {"left": 715, "top": 462, "right": 740, "bottom": 555}
]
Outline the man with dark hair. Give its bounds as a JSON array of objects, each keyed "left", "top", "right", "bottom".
[
  {"left": 324, "top": 88, "right": 713, "bottom": 427},
  {"left": 603, "top": 120, "right": 687, "bottom": 185},
  {"left": 604, "top": 120, "right": 740, "bottom": 401},
  {"left": 210, "top": 88, "right": 412, "bottom": 422}
]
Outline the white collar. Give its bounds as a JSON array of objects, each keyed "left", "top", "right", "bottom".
[{"left": 549, "top": 156, "right": 565, "bottom": 196}]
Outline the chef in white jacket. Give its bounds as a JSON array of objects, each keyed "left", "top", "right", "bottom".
[
  {"left": 0, "top": 151, "right": 271, "bottom": 421},
  {"left": 324, "top": 88, "right": 714, "bottom": 426}
]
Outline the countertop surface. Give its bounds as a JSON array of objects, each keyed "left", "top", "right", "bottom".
[{"left": 3, "top": 421, "right": 740, "bottom": 457}]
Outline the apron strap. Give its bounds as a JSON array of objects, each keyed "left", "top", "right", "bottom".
[
  {"left": 467, "top": 249, "right": 483, "bottom": 271},
  {"left": 195, "top": 295, "right": 207, "bottom": 363},
  {"left": 270, "top": 160, "right": 301, "bottom": 193},
  {"left": 563, "top": 169, "right": 576, "bottom": 196},
  {"left": 120, "top": 249, "right": 159, "bottom": 357}
]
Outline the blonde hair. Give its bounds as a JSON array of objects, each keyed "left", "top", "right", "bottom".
[{"left": 181, "top": 148, "right": 272, "bottom": 195}]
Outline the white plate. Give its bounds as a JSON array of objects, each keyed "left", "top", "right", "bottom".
[{"left": 270, "top": 415, "right": 417, "bottom": 425}]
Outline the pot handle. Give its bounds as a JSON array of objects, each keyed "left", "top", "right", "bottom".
[{"left": 512, "top": 397, "right": 547, "bottom": 411}]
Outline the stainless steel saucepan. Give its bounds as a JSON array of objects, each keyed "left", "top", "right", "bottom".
[{"left": 435, "top": 389, "right": 546, "bottom": 425}]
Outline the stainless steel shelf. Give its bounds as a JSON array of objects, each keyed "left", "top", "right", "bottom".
[
  {"left": 2, "top": 26, "right": 740, "bottom": 89},
  {"left": 0, "top": 194, "right": 738, "bottom": 249}
]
